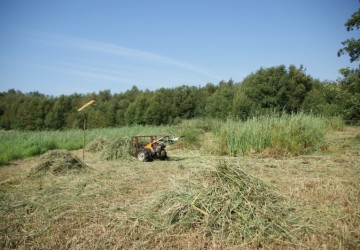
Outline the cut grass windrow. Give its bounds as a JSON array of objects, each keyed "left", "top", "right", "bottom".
[{"left": 142, "top": 161, "right": 308, "bottom": 246}]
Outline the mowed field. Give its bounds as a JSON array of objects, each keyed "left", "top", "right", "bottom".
[{"left": 0, "top": 122, "right": 359, "bottom": 249}]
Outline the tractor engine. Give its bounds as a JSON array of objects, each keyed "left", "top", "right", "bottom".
[
  {"left": 131, "top": 135, "right": 182, "bottom": 162},
  {"left": 147, "top": 142, "right": 167, "bottom": 160}
]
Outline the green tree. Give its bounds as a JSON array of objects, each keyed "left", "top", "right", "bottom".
[
  {"left": 302, "top": 81, "right": 342, "bottom": 116},
  {"left": 115, "top": 97, "right": 130, "bottom": 126},
  {"left": 338, "top": 71, "right": 360, "bottom": 123},
  {"left": 286, "top": 65, "right": 313, "bottom": 112},
  {"left": 145, "top": 88, "right": 176, "bottom": 125},
  {"left": 0, "top": 90, "right": 25, "bottom": 129},
  {"left": 337, "top": 5, "right": 360, "bottom": 124},
  {"left": 238, "top": 65, "right": 313, "bottom": 116},
  {"left": 45, "top": 95, "right": 72, "bottom": 129},
  {"left": 124, "top": 91, "right": 150, "bottom": 125},
  {"left": 172, "top": 85, "right": 198, "bottom": 119},
  {"left": 232, "top": 86, "right": 256, "bottom": 120},
  {"left": 205, "top": 80, "right": 235, "bottom": 119},
  {"left": 337, "top": 7, "right": 360, "bottom": 64}
]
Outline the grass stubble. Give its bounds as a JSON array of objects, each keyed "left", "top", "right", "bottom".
[{"left": 0, "top": 117, "right": 359, "bottom": 249}]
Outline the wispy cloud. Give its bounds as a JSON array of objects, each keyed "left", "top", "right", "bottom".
[{"left": 36, "top": 33, "right": 220, "bottom": 80}]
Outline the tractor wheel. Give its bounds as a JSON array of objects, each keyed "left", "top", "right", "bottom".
[
  {"left": 137, "top": 149, "right": 149, "bottom": 162},
  {"left": 159, "top": 149, "right": 167, "bottom": 160}
]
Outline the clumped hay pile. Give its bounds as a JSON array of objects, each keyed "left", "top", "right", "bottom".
[
  {"left": 29, "top": 150, "right": 89, "bottom": 177},
  {"left": 86, "top": 137, "right": 110, "bottom": 152},
  {"left": 100, "top": 137, "right": 132, "bottom": 160},
  {"left": 143, "top": 161, "right": 305, "bottom": 246}
]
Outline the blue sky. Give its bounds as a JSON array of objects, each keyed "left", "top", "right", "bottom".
[{"left": 0, "top": 0, "right": 358, "bottom": 96}]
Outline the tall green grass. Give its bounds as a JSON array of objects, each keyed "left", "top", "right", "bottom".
[
  {"left": 219, "top": 113, "right": 339, "bottom": 156},
  {"left": 0, "top": 115, "right": 344, "bottom": 165},
  {"left": 0, "top": 125, "right": 175, "bottom": 165},
  {"left": 0, "top": 130, "right": 79, "bottom": 165}
]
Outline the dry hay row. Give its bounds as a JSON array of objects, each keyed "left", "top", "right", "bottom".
[
  {"left": 28, "top": 150, "right": 89, "bottom": 177},
  {"left": 86, "top": 137, "right": 133, "bottom": 161},
  {"left": 24, "top": 139, "right": 310, "bottom": 248},
  {"left": 86, "top": 137, "right": 110, "bottom": 152},
  {"left": 137, "top": 161, "right": 308, "bottom": 247},
  {"left": 28, "top": 136, "right": 133, "bottom": 177}
]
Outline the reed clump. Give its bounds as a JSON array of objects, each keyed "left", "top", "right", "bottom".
[{"left": 221, "top": 113, "right": 328, "bottom": 156}]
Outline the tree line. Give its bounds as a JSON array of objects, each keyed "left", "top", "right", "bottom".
[
  {"left": 0, "top": 64, "right": 359, "bottom": 131},
  {"left": 1, "top": 4, "right": 359, "bottom": 130}
]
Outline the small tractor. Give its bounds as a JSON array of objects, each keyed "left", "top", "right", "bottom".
[{"left": 130, "top": 135, "right": 182, "bottom": 162}]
